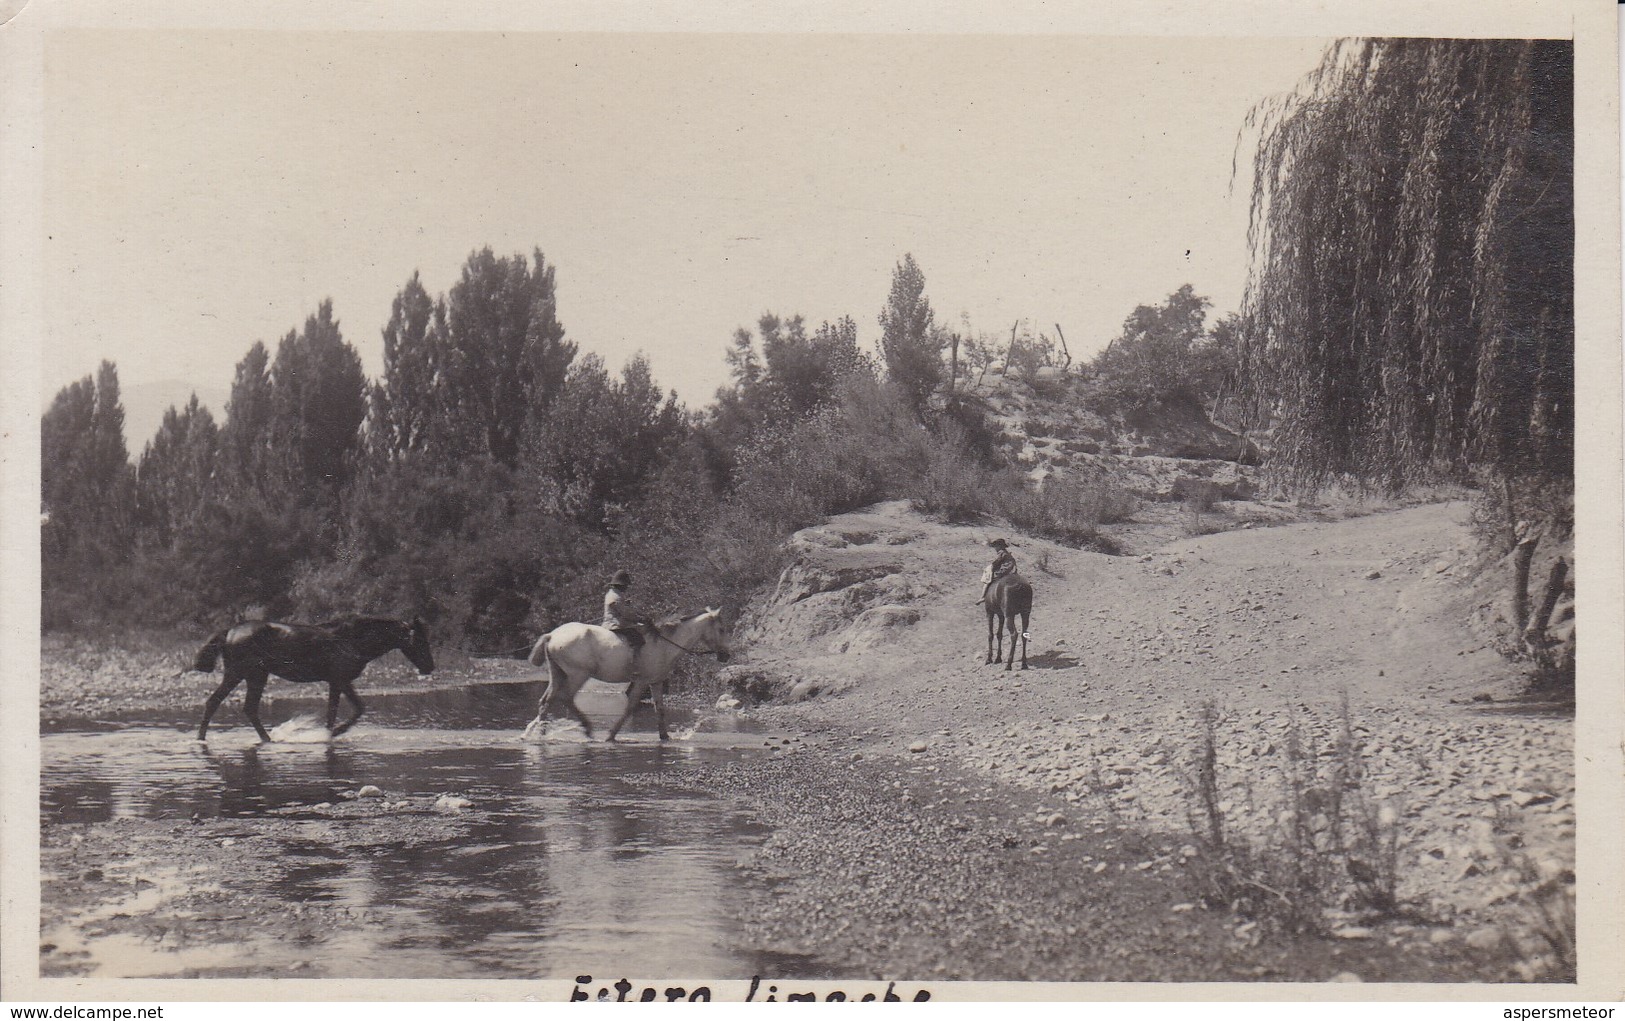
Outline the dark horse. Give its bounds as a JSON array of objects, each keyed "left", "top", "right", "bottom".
[
  {"left": 191, "top": 616, "right": 434, "bottom": 741},
  {"left": 985, "top": 574, "right": 1033, "bottom": 671}
]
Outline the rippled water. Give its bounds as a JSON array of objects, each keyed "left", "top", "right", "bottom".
[{"left": 41, "top": 681, "right": 815, "bottom": 980}]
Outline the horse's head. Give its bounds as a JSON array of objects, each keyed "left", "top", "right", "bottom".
[
  {"left": 403, "top": 616, "right": 435, "bottom": 674},
  {"left": 698, "top": 607, "right": 732, "bottom": 663}
]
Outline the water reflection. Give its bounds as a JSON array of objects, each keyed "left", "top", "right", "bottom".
[{"left": 42, "top": 691, "right": 796, "bottom": 979}]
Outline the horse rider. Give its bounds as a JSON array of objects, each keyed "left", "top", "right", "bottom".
[
  {"left": 604, "top": 569, "right": 651, "bottom": 645},
  {"left": 979, "top": 538, "right": 1018, "bottom": 605},
  {"left": 604, "top": 570, "right": 652, "bottom": 697}
]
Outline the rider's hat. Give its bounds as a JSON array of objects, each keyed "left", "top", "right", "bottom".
[
  {"left": 610, "top": 570, "right": 632, "bottom": 588},
  {"left": 988, "top": 539, "right": 1009, "bottom": 550}
]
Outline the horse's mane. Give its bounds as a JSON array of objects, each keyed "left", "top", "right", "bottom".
[{"left": 654, "top": 609, "right": 714, "bottom": 628}]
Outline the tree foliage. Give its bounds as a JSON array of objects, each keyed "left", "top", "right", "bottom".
[
  {"left": 134, "top": 394, "right": 219, "bottom": 549},
  {"left": 524, "top": 353, "right": 686, "bottom": 530},
  {"left": 38, "top": 242, "right": 1073, "bottom": 652},
  {"left": 1090, "top": 285, "right": 1236, "bottom": 410},
  {"left": 267, "top": 300, "right": 368, "bottom": 503},
  {"left": 370, "top": 271, "right": 447, "bottom": 465},
  {"left": 1238, "top": 39, "right": 1573, "bottom": 494},
  {"left": 708, "top": 312, "right": 871, "bottom": 476},
  {"left": 220, "top": 341, "right": 275, "bottom": 492},
  {"left": 42, "top": 361, "right": 132, "bottom": 560},
  {"left": 877, "top": 253, "right": 942, "bottom": 414},
  {"left": 439, "top": 247, "right": 576, "bottom": 466}
]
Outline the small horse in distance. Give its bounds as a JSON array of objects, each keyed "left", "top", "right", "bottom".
[
  {"left": 985, "top": 574, "right": 1033, "bottom": 671},
  {"left": 522, "top": 609, "right": 731, "bottom": 743},
  {"left": 192, "top": 616, "right": 434, "bottom": 741}
]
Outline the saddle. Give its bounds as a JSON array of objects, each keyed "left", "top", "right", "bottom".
[{"left": 610, "top": 625, "right": 647, "bottom": 652}]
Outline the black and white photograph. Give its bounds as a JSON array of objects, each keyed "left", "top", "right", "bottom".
[{"left": 2, "top": 0, "right": 1621, "bottom": 1004}]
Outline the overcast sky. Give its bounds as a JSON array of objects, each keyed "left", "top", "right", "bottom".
[{"left": 42, "top": 30, "right": 1330, "bottom": 447}]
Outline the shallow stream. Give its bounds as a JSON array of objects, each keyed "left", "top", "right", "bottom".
[{"left": 41, "top": 681, "right": 815, "bottom": 979}]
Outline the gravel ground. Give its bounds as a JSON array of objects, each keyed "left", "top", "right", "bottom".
[{"left": 642, "top": 738, "right": 1522, "bottom": 982}]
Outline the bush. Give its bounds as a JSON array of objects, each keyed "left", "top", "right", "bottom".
[
  {"left": 936, "top": 395, "right": 1009, "bottom": 464},
  {"left": 1488, "top": 804, "right": 1576, "bottom": 981},
  {"left": 1006, "top": 330, "right": 1058, "bottom": 383},
  {"left": 1179, "top": 700, "right": 1403, "bottom": 936},
  {"left": 908, "top": 439, "right": 1132, "bottom": 551},
  {"left": 730, "top": 376, "right": 934, "bottom": 528},
  {"left": 1000, "top": 478, "right": 1116, "bottom": 549}
]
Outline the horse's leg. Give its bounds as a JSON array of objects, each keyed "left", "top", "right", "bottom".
[
  {"left": 524, "top": 670, "right": 559, "bottom": 738},
  {"left": 994, "top": 604, "right": 1007, "bottom": 669},
  {"left": 326, "top": 684, "right": 341, "bottom": 732},
  {"left": 562, "top": 684, "right": 594, "bottom": 739},
  {"left": 606, "top": 678, "right": 650, "bottom": 742},
  {"left": 651, "top": 679, "right": 670, "bottom": 742},
  {"left": 523, "top": 687, "right": 552, "bottom": 739},
  {"left": 986, "top": 610, "right": 996, "bottom": 664},
  {"left": 197, "top": 673, "right": 244, "bottom": 740},
  {"left": 1019, "top": 609, "right": 1030, "bottom": 670},
  {"left": 331, "top": 681, "right": 365, "bottom": 737},
  {"left": 243, "top": 674, "right": 273, "bottom": 743}
]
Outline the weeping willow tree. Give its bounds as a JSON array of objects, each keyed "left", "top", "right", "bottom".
[{"left": 1238, "top": 39, "right": 1573, "bottom": 502}]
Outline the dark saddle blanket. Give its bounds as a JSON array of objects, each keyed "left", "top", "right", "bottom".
[{"left": 611, "top": 625, "right": 646, "bottom": 651}]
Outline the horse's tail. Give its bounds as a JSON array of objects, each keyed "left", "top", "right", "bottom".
[
  {"left": 536, "top": 634, "right": 562, "bottom": 705},
  {"left": 192, "top": 630, "right": 228, "bottom": 673},
  {"left": 528, "top": 633, "right": 551, "bottom": 668}
]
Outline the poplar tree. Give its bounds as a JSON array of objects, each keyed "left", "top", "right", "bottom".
[
  {"left": 877, "top": 253, "right": 942, "bottom": 415},
  {"left": 266, "top": 299, "right": 368, "bottom": 502},
  {"left": 441, "top": 247, "right": 576, "bottom": 466},
  {"left": 41, "top": 361, "right": 133, "bottom": 560},
  {"left": 135, "top": 394, "right": 219, "bottom": 548}
]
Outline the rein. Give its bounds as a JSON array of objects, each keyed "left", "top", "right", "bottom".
[{"left": 651, "top": 626, "right": 719, "bottom": 657}]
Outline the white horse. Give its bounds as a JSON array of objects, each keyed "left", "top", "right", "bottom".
[{"left": 521, "top": 608, "right": 732, "bottom": 742}]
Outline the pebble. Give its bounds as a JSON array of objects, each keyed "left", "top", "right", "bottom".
[
  {"left": 1465, "top": 928, "right": 1505, "bottom": 951},
  {"left": 434, "top": 794, "right": 472, "bottom": 813},
  {"left": 909, "top": 741, "right": 928, "bottom": 753},
  {"left": 357, "top": 785, "right": 384, "bottom": 799}
]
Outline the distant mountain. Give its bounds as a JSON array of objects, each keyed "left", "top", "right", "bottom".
[{"left": 118, "top": 379, "right": 232, "bottom": 458}]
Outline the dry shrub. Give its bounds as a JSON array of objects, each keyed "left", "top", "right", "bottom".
[
  {"left": 909, "top": 447, "right": 1131, "bottom": 552},
  {"left": 1179, "top": 699, "right": 1403, "bottom": 935},
  {"left": 1487, "top": 804, "right": 1577, "bottom": 982}
]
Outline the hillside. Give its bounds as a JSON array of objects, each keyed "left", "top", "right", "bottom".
[{"left": 973, "top": 371, "right": 1259, "bottom": 498}]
